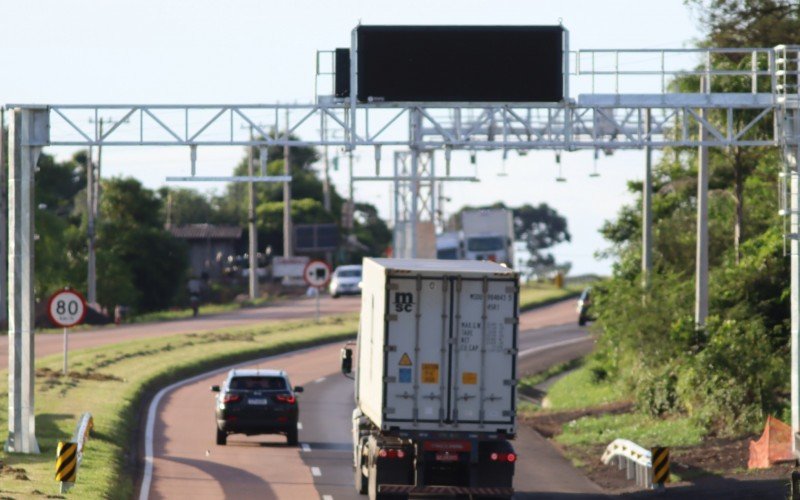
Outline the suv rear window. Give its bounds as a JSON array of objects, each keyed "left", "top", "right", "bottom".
[{"left": 229, "top": 376, "right": 287, "bottom": 391}]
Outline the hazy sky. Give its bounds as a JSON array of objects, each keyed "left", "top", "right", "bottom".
[{"left": 0, "top": 0, "right": 705, "bottom": 274}]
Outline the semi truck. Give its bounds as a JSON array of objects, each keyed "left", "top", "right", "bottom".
[
  {"left": 341, "top": 258, "right": 519, "bottom": 499},
  {"left": 435, "top": 231, "right": 463, "bottom": 260},
  {"left": 461, "top": 209, "right": 515, "bottom": 267}
]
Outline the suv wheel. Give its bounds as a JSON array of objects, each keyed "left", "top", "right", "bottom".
[
  {"left": 287, "top": 426, "right": 299, "bottom": 446},
  {"left": 216, "top": 427, "right": 227, "bottom": 446}
]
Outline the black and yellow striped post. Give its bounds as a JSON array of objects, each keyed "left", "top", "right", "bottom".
[
  {"left": 55, "top": 441, "right": 78, "bottom": 492},
  {"left": 651, "top": 446, "right": 670, "bottom": 488}
]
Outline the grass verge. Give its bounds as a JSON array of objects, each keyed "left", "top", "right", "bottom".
[
  {"left": 518, "top": 282, "right": 583, "bottom": 312},
  {"left": 125, "top": 296, "right": 273, "bottom": 324},
  {"left": 0, "top": 314, "right": 358, "bottom": 499}
]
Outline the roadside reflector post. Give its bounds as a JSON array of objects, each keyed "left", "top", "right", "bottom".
[
  {"left": 55, "top": 441, "right": 77, "bottom": 493},
  {"left": 651, "top": 446, "right": 669, "bottom": 489}
]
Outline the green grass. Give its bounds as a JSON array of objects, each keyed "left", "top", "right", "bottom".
[
  {"left": 519, "top": 358, "right": 584, "bottom": 391},
  {"left": 557, "top": 412, "right": 705, "bottom": 449},
  {"left": 544, "top": 365, "right": 623, "bottom": 411},
  {"left": 518, "top": 282, "right": 582, "bottom": 311},
  {"left": 0, "top": 314, "right": 358, "bottom": 499},
  {"left": 126, "top": 296, "right": 272, "bottom": 323}
]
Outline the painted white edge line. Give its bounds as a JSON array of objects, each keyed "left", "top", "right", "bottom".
[
  {"left": 297, "top": 421, "right": 303, "bottom": 430},
  {"left": 518, "top": 335, "right": 592, "bottom": 358},
  {"left": 311, "top": 466, "right": 322, "bottom": 477},
  {"left": 314, "top": 376, "right": 326, "bottom": 383},
  {"left": 139, "top": 342, "right": 340, "bottom": 500},
  {"left": 301, "top": 443, "right": 312, "bottom": 452},
  {"left": 322, "top": 494, "right": 334, "bottom": 500}
]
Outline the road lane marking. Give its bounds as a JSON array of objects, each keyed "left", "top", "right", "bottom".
[
  {"left": 322, "top": 495, "right": 333, "bottom": 500},
  {"left": 311, "top": 466, "right": 322, "bottom": 476},
  {"left": 302, "top": 443, "right": 312, "bottom": 452},
  {"left": 314, "top": 376, "right": 326, "bottom": 383},
  {"left": 518, "top": 336, "right": 592, "bottom": 358},
  {"left": 297, "top": 422, "right": 303, "bottom": 430},
  {"left": 139, "top": 343, "right": 340, "bottom": 500}
]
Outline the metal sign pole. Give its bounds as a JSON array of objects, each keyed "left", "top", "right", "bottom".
[
  {"left": 315, "top": 288, "right": 320, "bottom": 323},
  {"left": 63, "top": 327, "right": 68, "bottom": 375}
]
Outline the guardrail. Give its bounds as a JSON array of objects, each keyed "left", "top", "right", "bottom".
[
  {"left": 601, "top": 439, "right": 669, "bottom": 490},
  {"left": 55, "top": 412, "right": 94, "bottom": 493}
]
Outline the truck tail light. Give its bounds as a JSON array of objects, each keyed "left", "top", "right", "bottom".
[
  {"left": 490, "top": 452, "right": 516, "bottom": 463},
  {"left": 223, "top": 394, "right": 241, "bottom": 404},
  {"left": 378, "top": 448, "right": 405, "bottom": 459},
  {"left": 275, "top": 394, "right": 296, "bottom": 404}
]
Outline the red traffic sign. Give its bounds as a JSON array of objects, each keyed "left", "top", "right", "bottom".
[
  {"left": 303, "top": 260, "right": 332, "bottom": 288},
  {"left": 47, "top": 289, "right": 87, "bottom": 328}
]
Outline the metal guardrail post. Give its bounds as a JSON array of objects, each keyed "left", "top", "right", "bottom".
[
  {"left": 54, "top": 412, "right": 93, "bottom": 493},
  {"left": 602, "top": 439, "right": 663, "bottom": 490}
]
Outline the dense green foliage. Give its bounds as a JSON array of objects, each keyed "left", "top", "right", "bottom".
[{"left": 593, "top": 1, "right": 799, "bottom": 435}]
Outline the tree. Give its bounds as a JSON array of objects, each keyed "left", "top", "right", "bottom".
[
  {"left": 158, "top": 187, "right": 216, "bottom": 226},
  {"left": 97, "top": 178, "right": 188, "bottom": 312}
]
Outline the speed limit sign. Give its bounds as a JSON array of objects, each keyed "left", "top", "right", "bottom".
[{"left": 47, "top": 289, "right": 87, "bottom": 328}]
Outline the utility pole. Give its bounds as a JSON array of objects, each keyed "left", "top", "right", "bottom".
[
  {"left": 247, "top": 126, "right": 258, "bottom": 300},
  {"left": 87, "top": 145, "right": 96, "bottom": 305},
  {"left": 695, "top": 76, "right": 710, "bottom": 328},
  {"left": 642, "top": 109, "right": 653, "bottom": 286},
  {"left": 283, "top": 110, "right": 293, "bottom": 258},
  {"left": 322, "top": 114, "right": 333, "bottom": 264}
]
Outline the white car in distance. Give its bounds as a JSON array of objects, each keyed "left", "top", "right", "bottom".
[{"left": 329, "top": 265, "right": 362, "bottom": 298}]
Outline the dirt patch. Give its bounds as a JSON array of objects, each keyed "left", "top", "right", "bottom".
[
  {"left": 37, "top": 366, "right": 123, "bottom": 382},
  {"left": 520, "top": 401, "right": 634, "bottom": 438},
  {"left": 0, "top": 461, "right": 29, "bottom": 481}
]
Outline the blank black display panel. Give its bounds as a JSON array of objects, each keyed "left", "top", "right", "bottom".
[{"left": 356, "top": 26, "right": 564, "bottom": 103}]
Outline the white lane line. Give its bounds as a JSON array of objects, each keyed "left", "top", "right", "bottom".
[
  {"left": 297, "top": 421, "right": 303, "bottom": 430},
  {"left": 314, "top": 376, "right": 326, "bottom": 383},
  {"left": 311, "top": 466, "right": 322, "bottom": 477},
  {"left": 139, "top": 343, "right": 339, "bottom": 500},
  {"left": 518, "top": 336, "right": 592, "bottom": 358},
  {"left": 301, "top": 443, "right": 312, "bottom": 452},
  {"left": 322, "top": 495, "right": 333, "bottom": 500}
]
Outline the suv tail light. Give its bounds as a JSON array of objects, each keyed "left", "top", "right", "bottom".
[
  {"left": 275, "top": 394, "right": 296, "bottom": 404},
  {"left": 489, "top": 452, "right": 516, "bottom": 463},
  {"left": 222, "top": 393, "right": 241, "bottom": 404}
]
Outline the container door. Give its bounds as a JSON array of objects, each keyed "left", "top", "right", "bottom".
[
  {"left": 384, "top": 275, "right": 450, "bottom": 425},
  {"left": 450, "top": 278, "right": 517, "bottom": 427}
]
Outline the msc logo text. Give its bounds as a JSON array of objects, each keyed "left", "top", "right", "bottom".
[{"left": 394, "top": 292, "right": 414, "bottom": 312}]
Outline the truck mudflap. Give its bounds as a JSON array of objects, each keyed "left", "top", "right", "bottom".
[{"left": 378, "top": 484, "right": 514, "bottom": 497}]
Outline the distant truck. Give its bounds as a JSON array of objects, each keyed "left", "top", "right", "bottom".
[
  {"left": 342, "top": 258, "right": 519, "bottom": 499},
  {"left": 435, "top": 231, "right": 462, "bottom": 260},
  {"left": 461, "top": 209, "right": 515, "bottom": 267}
]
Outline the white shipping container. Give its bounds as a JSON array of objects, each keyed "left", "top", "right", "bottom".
[{"left": 356, "top": 258, "right": 519, "bottom": 435}]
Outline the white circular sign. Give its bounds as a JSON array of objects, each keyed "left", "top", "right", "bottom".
[
  {"left": 47, "top": 289, "right": 87, "bottom": 328},
  {"left": 303, "top": 260, "right": 332, "bottom": 288}
]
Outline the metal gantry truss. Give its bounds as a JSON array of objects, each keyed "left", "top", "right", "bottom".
[{"left": 5, "top": 44, "right": 800, "bottom": 454}]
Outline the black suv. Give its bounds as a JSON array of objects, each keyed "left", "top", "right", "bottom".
[{"left": 211, "top": 369, "right": 303, "bottom": 446}]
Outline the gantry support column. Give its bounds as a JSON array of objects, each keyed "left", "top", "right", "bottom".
[
  {"left": 695, "top": 77, "right": 710, "bottom": 329},
  {"left": 6, "top": 107, "right": 48, "bottom": 454},
  {"left": 791, "top": 165, "right": 800, "bottom": 453}
]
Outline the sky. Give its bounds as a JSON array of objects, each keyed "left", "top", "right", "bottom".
[{"left": 0, "top": 0, "right": 704, "bottom": 275}]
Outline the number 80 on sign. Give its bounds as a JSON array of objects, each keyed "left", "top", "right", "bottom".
[{"left": 47, "top": 289, "right": 87, "bottom": 328}]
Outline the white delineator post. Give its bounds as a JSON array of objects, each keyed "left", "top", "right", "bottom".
[{"left": 6, "top": 107, "right": 48, "bottom": 454}]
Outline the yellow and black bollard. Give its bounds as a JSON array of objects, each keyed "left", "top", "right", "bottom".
[
  {"left": 651, "top": 446, "right": 670, "bottom": 489},
  {"left": 55, "top": 441, "right": 78, "bottom": 492}
]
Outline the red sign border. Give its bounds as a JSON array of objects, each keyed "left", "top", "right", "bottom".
[
  {"left": 47, "top": 288, "right": 88, "bottom": 328},
  {"left": 303, "top": 260, "right": 332, "bottom": 289}
]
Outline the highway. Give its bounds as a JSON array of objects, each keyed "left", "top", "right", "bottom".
[{"left": 140, "top": 299, "right": 600, "bottom": 499}]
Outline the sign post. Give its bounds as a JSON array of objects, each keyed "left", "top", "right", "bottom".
[
  {"left": 47, "top": 289, "right": 87, "bottom": 375},
  {"left": 303, "top": 260, "right": 332, "bottom": 323}
]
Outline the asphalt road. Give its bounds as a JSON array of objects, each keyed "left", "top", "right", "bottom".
[
  {"left": 141, "top": 298, "right": 602, "bottom": 499},
  {"left": 0, "top": 295, "right": 362, "bottom": 370}
]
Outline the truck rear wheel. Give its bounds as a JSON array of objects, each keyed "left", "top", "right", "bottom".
[
  {"left": 367, "top": 462, "right": 390, "bottom": 500},
  {"left": 354, "top": 456, "right": 368, "bottom": 494}
]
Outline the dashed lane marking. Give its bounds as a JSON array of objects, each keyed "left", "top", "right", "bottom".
[
  {"left": 297, "top": 422, "right": 303, "bottom": 430},
  {"left": 314, "top": 376, "right": 326, "bottom": 383},
  {"left": 311, "top": 466, "right": 322, "bottom": 477},
  {"left": 322, "top": 495, "right": 333, "bottom": 500},
  {"left": 302, "top": 443, "right": 312, "bottom": 452}
]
